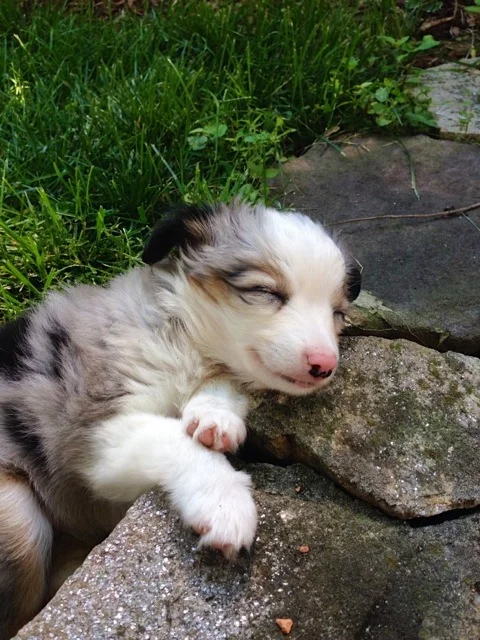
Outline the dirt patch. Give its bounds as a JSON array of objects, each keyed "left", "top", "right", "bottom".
[{"left": 408, "top": 0, "right": 479, "bottom": 67}]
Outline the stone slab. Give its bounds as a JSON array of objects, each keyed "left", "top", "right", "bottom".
[
  {"left": 15, "top": 465, "right": 480, "bottom": 640},
  {"left": 247, "top": 336, "right": 480, "bottom": 519},
  {"left": 271, "top": 134, "right": 480, "bottom": 355},
  {"left": 414, "top": 59, "right": 480, "bottom": 140}
]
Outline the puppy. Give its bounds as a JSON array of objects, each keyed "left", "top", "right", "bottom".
[{"left": 0, "top": 202, "right": 360, "bottom": 637}]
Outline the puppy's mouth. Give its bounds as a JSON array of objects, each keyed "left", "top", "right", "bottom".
[
  {"left": 277, "top": 374, "right": 317, "bottom": 389},
  {"left": 249, "top": 349, "right": 324, "bottom": 390}
]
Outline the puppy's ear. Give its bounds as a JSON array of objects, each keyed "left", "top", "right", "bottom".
[
  {"left": 346, "top": 265, "right": 362, "bottom": 302},
  {"left": 142, "top": 204, "right": 216, "bottom": 265}
]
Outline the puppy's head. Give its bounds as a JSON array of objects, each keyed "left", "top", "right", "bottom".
[{"left": 143, "top": 202, "right": 361, "bottom": 395}]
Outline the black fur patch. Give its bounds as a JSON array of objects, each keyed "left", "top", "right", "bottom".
[
  {"left": 142, "top": 204, "right": 216, "bottom": 265},
  {"left": 46, "top": 323, "right": 70, "bottom": 380},
  {"left": 3, "top": 404, "right": 49, "bottom": 470},
  {"left": 346, "top": 266, "right": 362, "bottom": 302},
  {"left": 0, "top": 315, "right": 31, "bottom": 380}
]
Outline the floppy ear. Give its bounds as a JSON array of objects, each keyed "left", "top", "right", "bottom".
[
  {"left": 142, "top": 204, "right": 216, "bottom": 265},
  {"left": 346, "top": 265, "right": 362, "bottom": 302}
]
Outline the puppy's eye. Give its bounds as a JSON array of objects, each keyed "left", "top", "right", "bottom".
[
  {"left": 334, "top": 310, "right": 346, "bottom": 322},
  {"left": 247, "top": 286, "right": 284, "bottom": 299},
  {"left": 237, "top": 286, "right": 287, "bottom": 306}
]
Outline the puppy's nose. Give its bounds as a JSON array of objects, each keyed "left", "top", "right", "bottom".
[
  {"left": 309, "top": 365, "right": 332, "bottom": 379},
  {"left": 306, "top": 351, "right": 337, "bottom": 379}
]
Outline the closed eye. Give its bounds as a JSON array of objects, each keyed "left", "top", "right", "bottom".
[
  {"left": 333, "top": 310, "right": 346, "bottom": 321},
  {"left": 235, "top": 285, "right": 288, "bottom": 306}
]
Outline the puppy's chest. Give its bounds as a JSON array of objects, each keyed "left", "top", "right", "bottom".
[
  {"left": 121, "top": 351, "right": 207, "bottom": 417},
  {"left": 124, "top": 382, "right": 183, "bottom": 417}
]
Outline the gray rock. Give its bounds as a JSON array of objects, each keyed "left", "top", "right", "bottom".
[
  {"left": 15, "top": 464, "right": 480, "bottom": 640},
  {"left": 271, "top": 134, "right": 480, "bottom": 355},
  {"left": 247, "top": 337, "right": 480, "bottom": 518},
  {"left": 413, "top": 59, "right": 480, "bottom": 140}
]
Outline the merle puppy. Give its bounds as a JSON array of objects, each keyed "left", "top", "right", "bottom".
[{"left": 0, "top": 202, "right": 360, "bottom": 637}]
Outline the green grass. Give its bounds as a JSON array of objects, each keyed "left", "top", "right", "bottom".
[{"left": 0, "top": 0, "right": 425, "bottom": 319}]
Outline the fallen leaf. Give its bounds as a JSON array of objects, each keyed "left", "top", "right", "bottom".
[{"left": 276, "top": 618, "right": 294, "bottom": 634}]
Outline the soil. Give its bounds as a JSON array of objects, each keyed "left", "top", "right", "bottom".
[{"left": 408, "top": 0, "right": 479, "bottom": 68}]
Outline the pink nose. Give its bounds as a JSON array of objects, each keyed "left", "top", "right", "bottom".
[{"left": 306, "top": 350, "right": 338, "bottom": 379}]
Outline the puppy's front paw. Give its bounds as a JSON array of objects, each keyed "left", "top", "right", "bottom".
[
  {"left": 183, "top": 470, "right": 257, "bottom": 559},
  {"left": 182, "top": 397, "right": 247, "bottom": 453}
]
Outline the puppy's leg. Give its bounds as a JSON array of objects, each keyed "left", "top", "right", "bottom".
[
  {"left": 182, "top": 379, "right": 249, "bottom": 453},
  {"left": 84, "top": 413, "right": 257, "bottom": 557},
  {"left": 0, "top": 471, "right": 53, "bottom": 640}
]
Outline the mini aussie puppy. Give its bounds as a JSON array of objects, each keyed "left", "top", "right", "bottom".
[{"left": 0, "top": 202, "right": 360, "bottom": 637}]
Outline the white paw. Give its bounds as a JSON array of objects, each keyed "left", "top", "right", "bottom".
[
  {"left": 180, "top": 469, "right": 257, "bottom": 559},
  {"left": 182, "top": 396, "right": 247, "bottom": 453}
]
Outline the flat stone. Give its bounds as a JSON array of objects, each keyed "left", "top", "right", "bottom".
[
  {"left": 15, "top": 464, "right": 480, "bottom": 640},
  {"left": 247, "top": 337, "right": 480, "bottom": 518},
  {"left": 271, "top": 134, "right": 480, "bottom": 355},
  {"left": 413, "top": 59, "right": 480, "bottom": 140}
]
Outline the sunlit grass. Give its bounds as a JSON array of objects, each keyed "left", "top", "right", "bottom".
[{"left": 0, "top": 0, "right": 422, "bottom": 318}]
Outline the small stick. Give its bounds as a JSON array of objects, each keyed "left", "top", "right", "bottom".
[
  {"left": 419, "top": 15, "right": 454, "bottom": 32},
  {"left": 328, "top": 201, "right": 480, "bottom": 227}
]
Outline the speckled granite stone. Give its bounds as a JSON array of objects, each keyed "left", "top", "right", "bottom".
[
  {"left": 414, "top": 59, "right": 480, "bottom": 141},
  {"left": 15, "top": 465, "right": 480, "bottom": 640}
]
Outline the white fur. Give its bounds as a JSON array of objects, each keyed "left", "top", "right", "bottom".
[
  {"left": 0, "top": 480, "right": 52, "bottom": 563},
  {"left": 85, "top": 413, "right": 257, "bottom": 554}
]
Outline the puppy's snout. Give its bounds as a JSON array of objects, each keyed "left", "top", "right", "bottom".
[{"left": 306, "top": 351, "right": 337, "bottom": 379}]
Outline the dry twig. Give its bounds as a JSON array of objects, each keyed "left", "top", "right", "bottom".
[
  {"left": 419, "top": 15, "right": 454, "bottom": 32},
  {"left": 328, "top": 201, "right": 480, "bottom": 227}
]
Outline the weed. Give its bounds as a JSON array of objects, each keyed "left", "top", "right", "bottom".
[
  {"left": 352, "top": 35, "right": 439, "bottom": 129},
  {"left": 465, "top": 0, "right": 480, "bottom": 14}
]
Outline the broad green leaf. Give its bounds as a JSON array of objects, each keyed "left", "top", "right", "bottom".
[
  {"left": 202, "top": 123, "right": 227, "bottom": 138},
  {"left": 187, "top": 135, "right": 208, "bottom": 151},
  {"left": 375, "top": 87, "right": 390, "bottom": 102}
]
